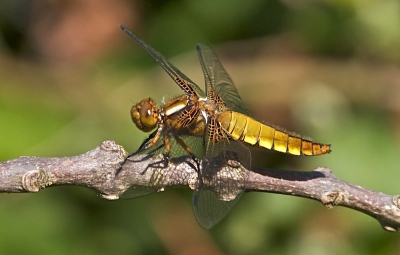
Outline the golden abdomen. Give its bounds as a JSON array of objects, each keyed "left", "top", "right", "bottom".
[{"left": 218, "top": 111, "right": 331, "bottom": 156}]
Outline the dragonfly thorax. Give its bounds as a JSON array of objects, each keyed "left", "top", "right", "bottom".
[{"left": 131, "top": 98, "right": 159, "bottom": 132}]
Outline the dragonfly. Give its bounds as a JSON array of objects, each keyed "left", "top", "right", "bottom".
[{"left": 120, "top": 25, "right": 331, "bottom": 229}]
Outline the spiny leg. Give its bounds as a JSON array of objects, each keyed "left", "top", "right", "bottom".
[
  {"left": 173, "top": 135, "right": 202, "bottom": 173},
  {"left": 117, "top": 128, "right": 164, "bottom": 175},
  {"left": 137, "top": 135, "right": 172, "bottom": 174},
  {"left": 123, "top": 133, "right": 173, "bottom": 175},
  {"left": 126, "top": 128, "right": 162, "bottom": 160}
]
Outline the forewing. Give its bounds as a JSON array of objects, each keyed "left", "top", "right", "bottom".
[
  {"left": 196, "top": 44, "right": 250, "bottom": 115},
  {"left": 121, "top": 25, "right": 205, "bottom": 97}
]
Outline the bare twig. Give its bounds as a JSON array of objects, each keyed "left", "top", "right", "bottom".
[{"left": 0, "top": 140, "right": 399, "bottom": 232}]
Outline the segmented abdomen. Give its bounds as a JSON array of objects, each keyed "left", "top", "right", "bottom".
[{"left": 218, "top": 111, "right": 331, "bottom": 156}]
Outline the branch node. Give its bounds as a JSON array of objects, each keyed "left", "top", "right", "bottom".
[
  {"left": 100, "top": 140, "right": 127, "bottom": 159},
  {"left": 22, "top": 168, "right": 49, "bottom": 192},
  {"left": 321, "top": 190, "right": 348, "bottom": 209}
]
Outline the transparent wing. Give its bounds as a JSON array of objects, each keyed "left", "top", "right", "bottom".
[
  {"left": 122, "top": 134, "right": 203, "bottom": 200},
  {"left": 193, "top": 189, "right": 242, "bottom": 229},
  {"left": 120, "top": 185, "right": 157, "bottom": 199},
  {"left": 193, "top": 45, "right": 252, "bottom": 227},
  {"left": 193, "top": 123, "right": 250, "bottom": 229},
  {"left": 169, "top": 135, "right": 204, "bottom": 159},
  {"left": 196, "top": 43, "right": 250, "bottom": 115},
  {"left": 120, "top": 25, "right": 206, "bottom": 97},
  {"left": 120, "top": 154, "right": 166, "bottom": 199}
]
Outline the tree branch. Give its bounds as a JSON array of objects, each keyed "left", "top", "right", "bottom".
[{"left": 1, "top": 140, "right": 399, "bottom": 232}]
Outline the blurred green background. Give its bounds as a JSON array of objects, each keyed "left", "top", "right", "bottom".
[{"left": 1, "top": 0, "right": 399, "bottom": 254}]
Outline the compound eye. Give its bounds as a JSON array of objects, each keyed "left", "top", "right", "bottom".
[
  {"left": 140, "top": 101, "right": 157, "bottom": 128},
  {"left": 131, "top": 98, "right": 158, "bottom": 132}
]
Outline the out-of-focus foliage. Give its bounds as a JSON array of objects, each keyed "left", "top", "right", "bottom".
[{"left": 0, "top": 0, "right": 399, "bottom": 254}]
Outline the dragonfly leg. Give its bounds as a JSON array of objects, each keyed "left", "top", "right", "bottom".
[
  {"left": 134, "top": 135, "right": 172, "bottom": 174},
  {"left": 140, "top": 152, "right": 169, "bottom": 174},
  {"left": 116, "top": 144, "right": 169, "bottom": 176},
  {"left": 139, "top": 125, "right": 164, "bottom": 151},
  {"left": 173, "top": 135, "right": 194, "bottom": 157},
  {"left": 116, "top": 128, "right": 165, "bottom": 175},
  {"left": 137, "top": 134, "right": 172, "bottom": 174},
  {"left": 164, "top": 134, "right": 171, "bottom": 157},
  {"left": 173, "top": 135, "right": 201, "bottom": 173}
]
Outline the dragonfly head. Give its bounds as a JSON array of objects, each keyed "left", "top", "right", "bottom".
[{"left": 131, "top": 98, "right": 159, "bottom": 132}]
